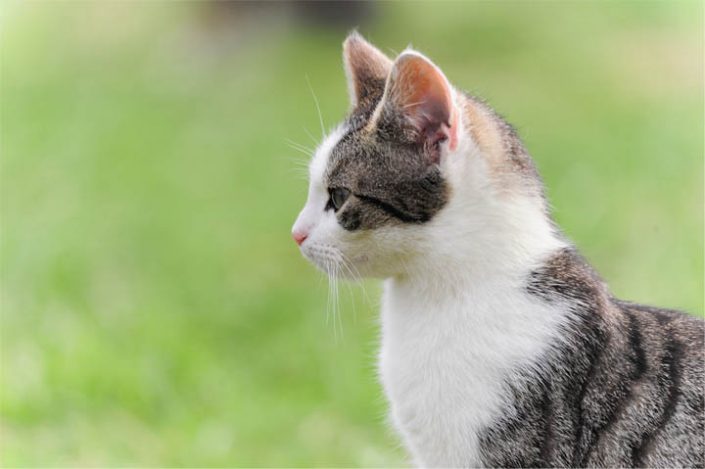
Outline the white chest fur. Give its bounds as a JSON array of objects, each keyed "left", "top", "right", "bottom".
[{"left": 379, "top": 274, "right": 567, "bottom": 467}]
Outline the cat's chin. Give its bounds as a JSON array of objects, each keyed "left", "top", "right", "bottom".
[
  {"left": 301, "top": 243, "right": 359, "bottom": 279},
  {"left": 303, "top": 245, "right": 383, "bottom": 280},
  {"left": 309, "top": 258, "right": 362, "bottom": 281}
]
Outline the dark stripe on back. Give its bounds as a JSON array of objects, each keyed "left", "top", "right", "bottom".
[
  {"left": 632, "top": 316, "right": 683, "bottom": 466},
  {"left": 572, "top": 323, "right": 607, "bottom": 467},
  {"left": 585, "top": 310, "right": 648, "bottom": 464},
  {"left": 539, "top": 383, "right": 556, "bottom": 465},
  {"left": 480, "top": 248, "right": 703, "bottom": 467},
  {"left": 627, "top": 309, "right": 648, "bottom": 377}
]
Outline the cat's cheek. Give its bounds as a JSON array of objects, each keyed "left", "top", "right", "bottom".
[
  {"left": 315, "top": 212, "right": 345, "bottom": 241},
  {"left": 336, "top": 237, "right": 394, "bottom": 278},
  {"left": 297, "top": 214, "right": 349, "bottom": 269}
]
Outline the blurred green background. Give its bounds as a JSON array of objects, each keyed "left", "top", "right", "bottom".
[{"left": 1, "top": 1, "right": 702, "bottom": 466}]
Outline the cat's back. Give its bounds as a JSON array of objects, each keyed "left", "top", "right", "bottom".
[
  {"left": 609, "top": 300, "right": 705, "bottom": 467},
  {"left": 569, "top": 299, "right": 704, "bottom": 468},
  {"left": 480, "top": 251, "right": 705, "bottom": 468}
]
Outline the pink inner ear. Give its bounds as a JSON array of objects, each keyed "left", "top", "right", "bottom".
[{"left": 390, "top": 54, "right": 457, "bottom": 152}]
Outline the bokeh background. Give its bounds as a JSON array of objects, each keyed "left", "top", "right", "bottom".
[{"left": 1, "top": 1, "right": 702, "bottom": 466}]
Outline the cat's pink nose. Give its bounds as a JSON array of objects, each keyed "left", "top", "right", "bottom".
[{"left": 292, "top": 230, "right": 308, "bottom": 246}]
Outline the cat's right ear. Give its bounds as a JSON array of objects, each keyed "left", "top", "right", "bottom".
[{"left": 343, "top": 32, "right": 393, "bottom": 108}]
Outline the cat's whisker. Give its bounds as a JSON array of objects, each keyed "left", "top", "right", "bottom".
[
  {"left": 322, "top": 258, "right": 329, "bottom": 326},
  {"left": 321, "top": 254, "right": 338, "bottom": 341},
  {"left": 280, "top": 150, "right": 310, "bottom": 162},
  {"left": 303, "top": 127, "right": 319, "bottom": 146},
  {"left": 326, "top": 258, "right": 336, "bottom": 331},
  {"left": 286, "top": 156, "right": 309, "bottom": 166},
  {"left": 318, "top": 249, "right": 347, "bottom": 341},
  {"left": 333, "top": 264, "right": 341, "bottom": 341},
  {"left": 285, "top": 166, "right": 310, "bottom": 181},
  {"left": 306, "top": 74, "right": 327, "bottom": 139},
  {"left": 281, "top": 156, "right": 311, "bottom": 176},
  {"left": 288, "top": 162, "right": 310, "bottom": 175},
  {"left": 336, "top": 254, "right": 361, "bottom": 324},
  {"left": 287, "top": 140, "right": 314, "bottom": 154},
  {"left": 327, "top": 260, "right": 340, "bottom": 342},
  {"left": 347, "top": 258, "right": 371, "bottom": 308},
  {"left": 285, "top": 139, "right": 314, "bottom": 157},
  {"left": 336, "top": 264, "right": 345, "bottom": 339},
  {"left": 282, "top": 152, "right": 311, "bottom": 181},
  {"left": 287, "top": 146, "right": 311, "bottom": 158}
]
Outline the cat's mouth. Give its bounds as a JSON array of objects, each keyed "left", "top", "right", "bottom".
[{"left": 301, "top": 244, "right": 361, "bottom": 279}]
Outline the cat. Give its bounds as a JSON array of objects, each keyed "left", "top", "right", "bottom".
[{"left": 292, "top": 32, "right": 705, "bottom": 468}]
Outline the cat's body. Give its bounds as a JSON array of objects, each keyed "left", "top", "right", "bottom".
[
  {"left": 292, "top": 33, "right": 704, "bottom": 467},
  {"left": 382, "top": 247, "right": 704, "bottom": 467}
]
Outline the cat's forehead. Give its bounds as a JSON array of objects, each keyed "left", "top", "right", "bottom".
[
  {"left": 317, "top": 108, "right": 377, "bottom": 185},
  {"left": 322, "top": 92, "right": 387, "bottom": 171},
  {"left": 306, "top": 90, "right": 449, "bottom": 230},
  {"left": 325, "top": 124, "right": 379, "bottom": 186},
  {"left": 310, "top": 125, "right": 349, "bottom": 186},
  {"left": 324, "top": 120, "right": 430, "bottom": 189},
  {"left": 309, "top": 98, "right": 382, "bottom": 184}
]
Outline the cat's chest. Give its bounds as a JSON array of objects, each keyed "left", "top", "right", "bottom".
[{"left": 378, "top": 278, "right": 565, "bottom": 467}]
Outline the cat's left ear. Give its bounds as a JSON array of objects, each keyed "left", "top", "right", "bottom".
[
  {"left": 383, "top": 51, "right": 458, "bottom": 156},
  {"left": 343, "top": 32, "right": 393, "bottom": 108}
]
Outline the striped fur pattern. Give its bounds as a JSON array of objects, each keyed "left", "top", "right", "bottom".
[
  {"left": 484, "top": 248, "right": 704, "bottom": 467},
  {"left": 292, "top": 33, "right": 704, "bottom": 467}
]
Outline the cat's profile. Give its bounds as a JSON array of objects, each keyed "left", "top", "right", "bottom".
[{"left": 292, "top": 32, "right": 704, "bottom": 468}]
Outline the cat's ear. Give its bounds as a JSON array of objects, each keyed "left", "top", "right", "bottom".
[
  {"left": 383, "top": 51, "right": 458, "bottom": 155},
  {"left": 343, "top": 32, "right": 393, "bottom": 108}
]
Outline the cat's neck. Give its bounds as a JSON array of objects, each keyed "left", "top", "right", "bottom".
[
  {"left": 388, "top": 92, "right": 566, "bottom": 294},
  {"left": 394, "top": 196, "right": 565, "bottom": 294},
  {"left": 381, "top": 209, "right": 570, "bottom": 372}
]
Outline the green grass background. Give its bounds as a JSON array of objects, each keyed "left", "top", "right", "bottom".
[{"left": 1, "top": 1, "right": 702, "bottom": 466}]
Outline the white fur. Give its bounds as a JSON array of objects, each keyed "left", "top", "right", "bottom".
[
  {"left": 294, "top": 125, "right": 346, "bottom": 235},
  {"left": 293, "top": 50, "right": 569, "bottom": 467},
  {"left": 378, "top": 102, "right": 567, "bottom": 467}
]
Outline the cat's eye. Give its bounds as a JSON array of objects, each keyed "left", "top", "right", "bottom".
[{"left": 329, "top": 187, "right": 350, "bottom": 211}]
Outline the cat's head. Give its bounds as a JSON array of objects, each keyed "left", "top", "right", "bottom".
[{"left": 292, "top": 33, "right": 554, "bottom": 279}]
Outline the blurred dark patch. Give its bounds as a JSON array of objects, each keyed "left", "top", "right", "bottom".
[
  {"left": 203, "top": 1, "right": 375, "bottom": 31},
  {"left": 292, "top": 1, "right": 375, "bottom": 29}
]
